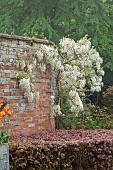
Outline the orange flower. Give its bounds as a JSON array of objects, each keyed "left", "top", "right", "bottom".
[
  {"left": 6, "top": 110, "right": 13, "bottom": 116},
  {"left": 0, "top": 111, "right": 6, "bottom": 117},
  {"left": 3, "top": 106, "right": 10, "bottom": 113},
  {"left": 0, "top": 102, "right": 13, "bottom": 124}
]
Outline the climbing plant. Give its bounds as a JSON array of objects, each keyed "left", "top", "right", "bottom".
[{"left": 17, "top": 35, "right": 104, "bottom": 116}]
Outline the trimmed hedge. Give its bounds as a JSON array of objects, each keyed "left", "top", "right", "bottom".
[{"left": 9, "top": 130, "right": 113, "bottom": 170}]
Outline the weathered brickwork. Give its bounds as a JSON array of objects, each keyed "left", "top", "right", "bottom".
[{"left": 0, "top": 34, "right": 55, "bottom": 134}]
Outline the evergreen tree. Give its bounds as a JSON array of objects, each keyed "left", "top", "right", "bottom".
[{"left": 0, "top": 0, "right": 113, "bottom": 69}]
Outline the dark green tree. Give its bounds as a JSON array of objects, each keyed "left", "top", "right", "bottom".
[{"left": 0, "top": 0, "right": 113, "bottom": 69}]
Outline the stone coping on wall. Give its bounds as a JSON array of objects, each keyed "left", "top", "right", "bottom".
[{"left": 0, "top": 33, "right": 54, "bottom": 45}]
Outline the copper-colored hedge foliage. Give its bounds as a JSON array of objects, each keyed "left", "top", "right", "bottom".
[{"left": 9, "top": 130, "right": 113, "bottom": 170}]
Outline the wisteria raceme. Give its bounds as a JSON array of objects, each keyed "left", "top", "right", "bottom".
[
  {"left": 17, "top": 60, "right": 38, "bottom": 102},
  {"left": 52, "top": 105, "right": 62, "bottom": 116},
  {"left": 19, "top": 78, "right": 35, "bottom": 102},
  {"left": 20, "top": 60, "right": 25, "bottom": 70},
  {"left": 36, "top": 35, "right": 104, "bottom": 115}
]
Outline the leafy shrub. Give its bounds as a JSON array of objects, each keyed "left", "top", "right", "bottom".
[
  {"left": 102, "top": 86, "right": 113, "bottom": 113},
  {"left": 0, "top": 130, "right": 10, "bottom": 144},
  {"left": 9, "top": 130, "right": 113, "bottom": 170},
  {"left": 57, "top": 103, "right": 113, "bottom": 130}
]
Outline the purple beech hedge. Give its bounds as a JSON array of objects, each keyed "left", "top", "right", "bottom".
[{"left": 9, "top": 130, "right": 113, "bottom": 170}]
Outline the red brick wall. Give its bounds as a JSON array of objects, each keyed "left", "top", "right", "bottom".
[{"left": 0, "top": 34, "right": 55, "bottom": 134}]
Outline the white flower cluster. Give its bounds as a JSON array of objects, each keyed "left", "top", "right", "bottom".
[
  {"left": 69, "top": 90, "right": 84, "bottom": 114},
  {"left": 16, "top": 57, "right": 37, "bottom": 102},
  {"left": 19, "top": 77, "right": 37, "bottom": 102},
  {"left": 36, "top": 45, "right": 64, "bottom": 71},
  {"left": 16, "top": 58, "right": 37, "bottom": 74},
  {"left": 36, "top": 35, "right": 104, "bottom": 115},
  {"left": 60, "top": 36, "right": 104, "bottom": 93},
  {"left": 52, "top": 105, "right": 62, "bottom": 116}
]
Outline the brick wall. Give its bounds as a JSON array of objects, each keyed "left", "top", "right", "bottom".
[{"left": 0, "top": 34, "right": 56, "bottom": 134}]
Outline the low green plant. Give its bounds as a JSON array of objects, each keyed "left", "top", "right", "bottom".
[
  {"left": 57, "top": 103, "right": 113, "bottom": 130},
  {"left": 0, "top": 130, "right": 10, "bottom": 144}
]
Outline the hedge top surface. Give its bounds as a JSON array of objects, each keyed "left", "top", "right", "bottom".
[{"left": 10, "top": 129, "right": 113, "bottom": 146}]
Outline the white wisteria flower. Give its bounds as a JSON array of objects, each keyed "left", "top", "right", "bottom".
[
  {"left": 53, "top": 105, "right": 62, "bottom": 116},
  {"left": 33, "top": 35, "right": 105, "bottom": 114},
  {"left": 20, "top": 60, "right": 25, "bottom": 70},
  {"left": 39, "top": 63, "right": 46, "bottom": 72},
  {"left": 19, "top": 77, "right": 35, "bottom": 102}
]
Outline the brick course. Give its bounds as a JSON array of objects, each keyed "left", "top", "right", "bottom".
[{"left": 0, "top": 34, "right": 55, "bottom": 134}]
